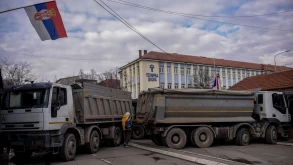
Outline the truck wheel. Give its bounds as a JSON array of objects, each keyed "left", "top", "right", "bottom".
[
  {"left": 191, "top": 127, "right": 214, "bottom": 148},
  {"left": 131, "top": 125, "right": 145, "bottom": 140},
  {"left": 151, "top": 134, "right": 162, "bottom": 146},
  {"left": 236, "top": 128, "right": 250, "bottom": 146},
  {"left": 60, "top": 133, "right": 77, "bottom": 161},
  {"left": 111, "top": 127, "right": 122, "bottom": 147},
  {"left": 165, "top": 128, "right": 186, "bottom": 149},
  {"left": 266, "top": 125, "right": 277, "bottom": 144},
  {"left": 14, "top": 150, "right": 32, "bottom": 159},
  {"left": 85, "top": 130, "right": 100, "bottom": 153}
]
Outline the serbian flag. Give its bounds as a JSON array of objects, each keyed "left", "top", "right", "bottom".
[
  {"left": 213, "top": 76, "right": 220, "bottom": 90},
  {"left": 24, "top": 1, "right": 67, "bottom": 41}
]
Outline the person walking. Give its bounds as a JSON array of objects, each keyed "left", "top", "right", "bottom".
[{"left": 122, "top": 112, "right": 132, "bottom": 148}]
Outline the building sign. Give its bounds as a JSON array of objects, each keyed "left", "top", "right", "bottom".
[{"left": 146, "top": 64, "right": 158, "bottom": 81}]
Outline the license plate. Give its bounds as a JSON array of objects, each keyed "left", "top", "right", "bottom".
[{"left": 11, "top": 141, "right": 24, "bottom": 145}]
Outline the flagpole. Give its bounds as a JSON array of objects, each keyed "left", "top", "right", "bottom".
[{"left": 0, "top": 0, "right": 55, "bottom": 14}]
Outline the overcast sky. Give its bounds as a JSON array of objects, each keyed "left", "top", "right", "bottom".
[{"left": 0, "top": 0, "right": 292, "bottom": 81}]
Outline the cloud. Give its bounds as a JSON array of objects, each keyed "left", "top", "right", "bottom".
[{"left": 0, "top": 0, "right": 292, "bottom": 81}]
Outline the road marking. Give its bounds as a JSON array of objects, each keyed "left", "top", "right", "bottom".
[
  {"left": 262, "top": 153, "right": 287, "bottom": 157},
  {"left": 101, "top": 159, "right": 112, "bottom": 164},
  {"left": 92, "top": 154, "right": 97, "bottom": 157},
  {"left": 277, "top": 142, "right": 293, "bottom": 147},
  {"left": 177, "top": 149, "right": 249, "bottom": 165},
  {"left": 129, "top": 142, "right": 229, "bottom": 165}
]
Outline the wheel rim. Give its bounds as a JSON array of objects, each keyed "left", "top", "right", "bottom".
[
  {"left": 68, "top": 138, "right": 76, "bottom": 156},
  {"left": 272, "top": 129, "right": 277, "bottom": 140},
  {"left": 242, "top": 133, "right": 249, "bottom": 144},
  {"left": 172, "top": 134, "right": 180, "bottom": 143},
  {"left": 135, "top": 129, "right": 141, "bottom": 136},
  {"left": 92, "top": 133, "right": 99, "bottom": 150},
  {"left": 199, "top": 133, "right": 207, "bottom": 142},
  {"left": 115, "top": 129, "right": 121, "bottom": 144}
]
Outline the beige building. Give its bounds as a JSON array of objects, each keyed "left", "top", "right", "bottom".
[{"left": 119, "top": 50, "right": 290, "bottom": 99}]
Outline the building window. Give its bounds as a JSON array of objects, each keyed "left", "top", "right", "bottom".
[
  {"left": 247, "top": 72, "right": 250, "bottom": 77},
  {"left": 174, "top": 68, "right": 178, "bottom": 74},
  {"left": 181, "top": 69, "right": 184, "bottom": 75},
  {"left": 167, "top": 67, "right": 171, "bottom": 74},
  {"left": 188, "top": 84, "right": 191, "bottom": 88},
  {"left": 181, "top": 84, "right": 185, "bottom": 88},
  {"left": 187, "top": 68, "right": 191, "bottom": 75},
  {"left": 160, "top": 67, "right": 164, "bottom": 73},
  {"left": 222, "top": 69, "right": 226, "bottom": 78},
  {"left": 160, "top": 83, "right": 164, "bottom": 88},
  {"left": 168, "top": 83, "right": 171, "bottom": 89},
  {"left": 252, "top": 71, "right": 255, "bottom": 76},
  {"left": 137, "top": 66, "right": 139, "bottom": 74},
  {"left": 175, "top": 84, "right": 178, "bottom": 89}
]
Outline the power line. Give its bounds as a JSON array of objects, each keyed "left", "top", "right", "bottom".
[
  {"left": 108, "top": 0, "right": 293, "bottom": 18},
  {"left": 106, "top": 0, "right": 293, "bottom": 32},
  {"left": 93, "top": 0, "right": 167, "bottom": 52}
]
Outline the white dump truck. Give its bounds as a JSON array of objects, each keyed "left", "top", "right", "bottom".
[
  {"left": 134, "top": 88, "right": 291, "bottom": 149},
  {"left": 0, "top": 82, "right": 132, "bottom": 161}
]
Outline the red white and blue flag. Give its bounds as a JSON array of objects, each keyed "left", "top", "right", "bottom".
[
  {"left": 213, "top": 76, "right": 220, "bottom": 90},
  {"left": 24, "top": 1, "right": 67, "bottom": 41}
]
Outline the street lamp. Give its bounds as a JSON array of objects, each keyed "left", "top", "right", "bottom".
[
  {"left": 212, "top": 58, "right": 216, "bottom": 75},
  {"left": 274, "top": 50, "right": 290, "bottom": 71}
]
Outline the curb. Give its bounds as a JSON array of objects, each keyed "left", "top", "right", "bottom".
[
  {"left": 129, "top": 142, "right": 228, "bottom": 165},
  {"left": 277, "top": 142, "right": 293, "bottom": 147}
]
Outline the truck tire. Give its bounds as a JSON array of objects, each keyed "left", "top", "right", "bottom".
[
  {"left": 60, "top": 133, "right": 77, "bottom": 161},
  {"left": 165, "top": 128, "right": 186, "bottom": 149},
  {"left": 14, "top": 150, "right": 32, "bottom": 159},
  {"left": 236, "top": 128, "right": 250, "bottom": 146},
  {"left": 151, "top": 134, "right": 163, "bottom": 146},
  {"left": 191, "top": 127, "right": 214, "bottom": 148},
  {"left": 266, "top": 125, "right": 277, "bottom": 144},
  {"left": 131, "top": 125, "right": 145, "bottom": 140},
  {"left": 111, "top": 127, "right": 122, "bottom": 147},
  {"left": 85, "top": 130, "right": 100, "bottom": 153}
]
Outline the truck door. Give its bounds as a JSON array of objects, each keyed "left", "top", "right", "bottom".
[
  {"left": 271, "top": 93, "right": 289, "bottom": 122},
  {"left": 49, "top": 86, "right": 69, "bottom": 129}
]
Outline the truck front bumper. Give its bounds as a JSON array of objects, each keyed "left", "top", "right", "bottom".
[{"left": 0, "top": 131, "right": 63, "bottom": 151}]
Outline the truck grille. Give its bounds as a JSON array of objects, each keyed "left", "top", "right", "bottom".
[{"left": 1, "top": 122, "right": 40, "bottom": 130}]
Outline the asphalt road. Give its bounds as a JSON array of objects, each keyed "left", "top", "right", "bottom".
[
  {"left": 6, "top": 145, "right": 198, "bottom": 165},
  {"left": 133, "top": 139, "right": 293, "bottom": 165}
]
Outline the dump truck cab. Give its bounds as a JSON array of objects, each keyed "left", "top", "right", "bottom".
[
  {"left": 255, "top": 91, "right": 290, "bottom": 123},
  {"left": 0, "top": 82, "right": 73, "bottom": 132}
]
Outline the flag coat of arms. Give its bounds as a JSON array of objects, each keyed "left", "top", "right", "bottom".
[{"left": 25, "top": 1, "right": 67, "bottom": 41}]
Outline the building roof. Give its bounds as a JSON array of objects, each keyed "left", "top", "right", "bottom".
[
  {"left": 98, "top": 79, "right": 120, "bottom": 89},
  {"left": 140, "top": 51, "right": 291, "bottom": 71},
  {"left": 229, "top": 69, "right": 293, "bottom": 91}
]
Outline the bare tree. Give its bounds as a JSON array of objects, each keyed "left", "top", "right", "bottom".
[
  {"left": 79, "top": 69, "right": 98, "bottom": 80},
  {"left": 77, "top": 67, "right": 121, "bottom": 89},
  {"left": 0, "top": 58, "right": 37, "bottom": 86},
  {"left": 193, "top": 68, "right": 213, "bottom": 89}
]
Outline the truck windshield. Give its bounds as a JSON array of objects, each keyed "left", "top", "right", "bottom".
[{"left": 1, "top": 89, "right": 48, "bottom": 110}]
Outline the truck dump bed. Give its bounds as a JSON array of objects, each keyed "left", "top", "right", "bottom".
[
  {"left": 136, "top": 88, "right": 256, "bottom": 124},
  {"left": 72, "top": 83, "right": 132, "bottom": 124}
]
